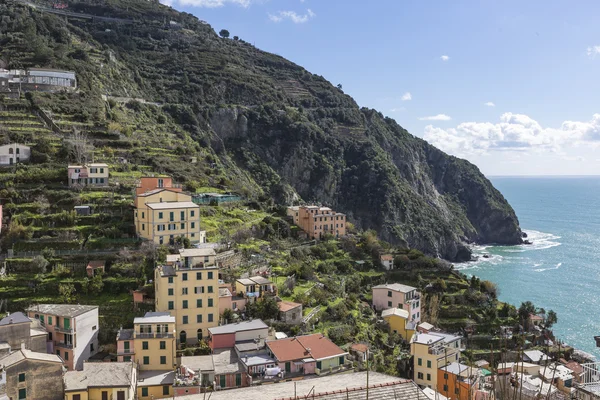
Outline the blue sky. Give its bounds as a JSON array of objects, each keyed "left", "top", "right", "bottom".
[{"left": 163, "top": 0, "right": 600, "bottom": 176}]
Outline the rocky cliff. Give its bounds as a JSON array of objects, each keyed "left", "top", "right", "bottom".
[{"left": 0, "top": 0, "right": 522, "bottom": 260}]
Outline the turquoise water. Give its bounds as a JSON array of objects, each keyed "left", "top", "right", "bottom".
[{"left": 457, "top": 176, "right": 600, "bottom": 359}]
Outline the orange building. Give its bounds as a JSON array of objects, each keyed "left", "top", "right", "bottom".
[
  {"left": 136, "top": 176, "right": 182, "bottom": 196},
  {"left": 288, "top": 206, "right": 347, "bottom": 239},
  {"left": 437, "top": 362, "right": 479, "bottom": 400}
]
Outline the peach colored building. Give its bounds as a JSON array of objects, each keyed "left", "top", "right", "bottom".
[
  {"left": 67, "top": 163, "right": 109, "bottom": 187},
  {"left": 287, "top": 206, "right": 347, "bottom": 240},
  {"left": 135, "top": 176, "right": 182, "bottom": 197},
  {"left": 372, "top": 283, "right": 421, "bottom": 323}
]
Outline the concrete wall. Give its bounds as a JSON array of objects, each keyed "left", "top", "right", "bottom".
[
  {"left": 0, "top": 323, "right": 32, "bottom": 351},
  {"left": 74, "top": 309, "right": 99, "bottom": 371},
  {"left": 137, "top": 383, "right": 172, "bottom": 399},
  {"left": 210, "top": 333, "right": 235, "bottom": 350},
  {"left": 281, "top": 307, "right": 303, "bottom": 325},
  {"left": 235, "top": 328, "right": 269, "bottom": 343},
  {"left": 5, "top": 359, "right": 63, "bottom": 400}
]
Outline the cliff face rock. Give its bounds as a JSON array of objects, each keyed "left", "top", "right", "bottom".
[{"left": 1, "top": 0, "right": 523, "bottom": 260}]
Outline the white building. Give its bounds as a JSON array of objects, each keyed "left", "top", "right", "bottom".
[{"left": 0, "top": 144, "right": 30, "bottom": 166}]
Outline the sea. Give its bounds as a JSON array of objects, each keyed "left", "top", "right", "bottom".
[{"left": 456, "top": 176, "right": 600, "bottom": 359}]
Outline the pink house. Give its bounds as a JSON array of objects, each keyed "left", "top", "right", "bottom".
[
  {"left": 372, "top": 283, "right": 421, "bottom": 323},
  {"left": 207, "top": 320, "right": 269, "bottom": 351}
]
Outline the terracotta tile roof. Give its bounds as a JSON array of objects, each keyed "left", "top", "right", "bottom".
[
  {"left": 87, "top": 260, "right": 105, "bottom": 268},
  {"left": 564, "top": 361, "right": 584, "bottom": 375},
  {"left": 380, "top": 254, "right": 393, "bottom": 261},
  {"left": 351, "top": 343, "right": 368, "bottom": 353},
  {"left": 278, "top": 301, "right": 301, "bottom": 313},
  {"left": 267, "top": 334, "right": 347, "bottom": 363},
  {"left": 529, "top": 313, "right": 543, "bottom": 320}
]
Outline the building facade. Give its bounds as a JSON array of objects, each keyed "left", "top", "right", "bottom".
[
  {"left": 372, "top": 283, "right": 421, "bottom": 322},
  {"left": 287, "top": 206, "right": 347, "bottom": 239},
  {"left": 155, "top": 264, "right": 219, "bottom": 345},
  {"left": 27, "top": 304, "right": 99, "bottom": 371},
  {"left": 437, "top": 362, "right": 479, "bottom": 400},
  {"left": 0, "top": 312, "right": 47, "bottom": 354},
  {"left": 134, "top": 189, "right": 203, "bottom": 245},
  {"left": 67, "top": 164, "right": 109, "bottom": 187},
  {"left": 0, "top": 347, "right": 64, "bottom": 400},
  {"left": 411, "top": 332, "right": 463, "bottom": 389},
  {"left": 0, "top": 144, "right": 30, "bottom": 166},
  {"left": 64, "top": 361, "right": 137, "bottom": 400},
  {"left": 207, "top": 320, "right": 269, "bottom": 351},
  {"left": 382, "top": 307, "right": 416, "bottom": 341},
  {"left": 135, "top": 176, "right": 182, "bottom": 197}
]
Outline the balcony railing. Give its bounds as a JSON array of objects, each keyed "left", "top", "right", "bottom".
[
  {"left": 56, "top": 341, "right": 73, "bottom": 349},
  {"left": 55, "top": 326, "right": 74, "bottom": 334},
  {"left": 135, "top": 332, "right": 175, "bottom": 339},
  {"left": 117, "top": 350, "right": 135, "bottom": 356},
  {"left": 155, "top": 332, "right": 175, "bottom": 339}
]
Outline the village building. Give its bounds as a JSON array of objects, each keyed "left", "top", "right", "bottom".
[
  {"left": 64, "top": 361, "right": 137, "bottom": 400},
  {"left": 277, "top": 301, "right": 303, "bottom": 325},
  {"left": 178, "top": 248, "right": 215, "bottom": 268},
  {"left": 523, "top": 349, "right": 550, "bottom": 365},
  {"left": 208, "top": 320, "right": 269, "bottom": 351},
  {"left": 0, "top": 345, "right": 64, "bottom": 400},
  {"left": 540, "top": 363, "right": 574, "bottom": 395},
  {"left": 212, "top": 348, "right": 248, "bottom": 389},
  {"left": 380, "top": 254, "right": 394, "bottom": 270},
  {"left": 68, "top": 163, "right": 109, "bottom": 187},
  {"left": 528, "top": 313, "right": 544, "bottom": 328},
  {"left": 177, "top": 355, "right": 215, "bottom": 395},
  {"left": 382, "top": 307, "right": 416, "bottom": 341},
  {"left": 85, "top": 260, "right": 105, "bottom": 277},
  {"left": 372, "top": 283, "right": 421, "bottom": 322},
  {"left": 134, "top": 189, "right": 204, "bottom": 245},
  {"left": 418, "top": 322, "right": 435, "bottom": 333},
  {"left": 137, "top": 370, "right": 175, "bottom": 399},
  {"left": 154, "top": 264, "right": 219, "bottom": 345},
  {"left": 27, "top": 304, "right": 99, "bottom": 371},
  {"left": 437, "top": 362, "right": 480, "bottom": 400},
  {"left": 0, "top": 312, "right": 47, "bottom": 354},
  {"left": 349, "top": 343, "right": 369, "bottom": 367},
  {"left": 410, "top": 332, "right": 463, "bottom": 389},
  {"left": 135, "top": 176, "right": 182, "bottom": 197},
  {"left": 286, "top": 205, "right": 347, "bottom": 239},
  {"left": 234, "top": 276, "right": 276, "bottom": 300},
  {"left": 0, "top": 144, "right": 30, "bottom": 166},
  {"left": 266, "top": 333, "right": 348, "bottom": 376}
]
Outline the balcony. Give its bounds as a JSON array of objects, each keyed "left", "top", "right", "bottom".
[
  {"left": 136, "top": 332, "right": 155, "bottom": 339},
  {"left": 135, "top": 332, "right": 175, "bottom": 339},
  {"left": 55, "top": 326, "right": 74, "bottom": 334},
  {"left": 117, "top": 349, "right": 135, "bottom": 356},
  {"left": 155, "top": 332, "right": 175, "bottom": 339},
  {"left": 56, "top": 341, "right": 73, "bottom": 349}
]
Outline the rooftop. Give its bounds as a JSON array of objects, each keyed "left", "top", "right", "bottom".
[
  {"left": 351, "top": 343, "right": 369, "bottom": 353},
  {"left": 88, "top": 163, "right": 109, "bottom": 167},
  {"left": 235, "top": 340, "right": 265, "bottom": 353},
  {"left": 137, "top": 188, "right": 181, "bottom": 197},
  {"left": 134, "top": 311, "right": 175, "bottom": 324},
  {"left": 237, "top": 278, "right": 255, "bottom": 286},
  {"left": 219, "top": 288, "right": 232, "bottom": 297},
  {"left": 117, "top": 328, "right": 134, "bottom": 341},
  {"left": 267, "top": 334, "right": 346, "bottom": 362},
  {"left": 240, "top": 354, "right": 276, "bottom": 367},
  {"left": 0, "top": 312, "right": 30, "bottom": 326},
  {"left": 440, "top": 362, "right": 471, "bottom": 376},
  {"left": 0, "top": 348, "right": 62, "bottom": 367},
  {"left": 146, "top": 201, "right": 199, "bottom": 210},
  {"left": 174, "top": 372, "right": 419, "bottom": 400},
  {"left": 208, "top": 319, "right": 268, "bottom": 335},
  {"left": 410, "top": 333, "right": 444, "bottom": 346},
  {"left": 138, "top": 370, "right": 175, "bottom": 387},
  {"left": 373, "top": 283, "right": 418, "bottom": 293},
  {"left": 524, "top": 350, "right": 549, "bottom": 363},
  {"left": 166, "top": 254, "right": 181, "bottom": 263},
  {"left": 64, "top": 362, "right": 135, "bottom": 391},
  {"left": 158, "top": 265, "right": 176, "bottom": 277},
  {"left": 380, "top": 254, "right": 393, "bottom": 261},
  {"left": 418, "top": 322, "right": 435, "bottom": 331},
  {"left": 179, "top": 248, "right": 216, "bottom": 257},
  {"left": 27, "top": 304, "right": 98, "bottom": 318},
  {"left": 381, "top": 307, "right": 409, "bottom": 319},
  {"left": 248, "top": 275, "right": 272, "bottom": 285},
  {"left": 422, "top": 387, "right": 450, "bottom": 400},
  {"left": 278, "top": 301, "right": 302, "bottom": 313},
  {"left": 181, "top": 355, "right": 215, "bottom": 372},
  {"left": 213, "top": 349, "right": 242, "bottom": 374}
]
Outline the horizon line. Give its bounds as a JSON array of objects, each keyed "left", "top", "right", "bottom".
[{"left": 487, "top": 174, "right": 600, "bottom": 178}]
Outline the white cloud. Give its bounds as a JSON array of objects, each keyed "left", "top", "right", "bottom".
[
  {"left": 401, "top": 92, "right": 412, "bottom": 101},
  {"left": 269, "top": 9, "right": 315, "bottom": 23},
  {"left": 484, "top": 102, "right": 495, "bottom": 107},
  {"left": 587, "top": 46, "right": 600, "bottom": 58},
  {"left": 419, "top": 114, "right": 452, "bottom": 121},
  {"left": 423, "top": 112, "right": 600, "bottom": 158},
  {"left": 440, "top": 55, "right": 450, "bottom": 61},
  {"left": 389, "top": 107, "right": 406, "bottom": 113},
  {"left": 168, "top": 0, "right": 251, "bottom": 7}
]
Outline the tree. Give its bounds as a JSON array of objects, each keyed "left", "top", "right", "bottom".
[
  {"left": 233, "top": 36, "right": 239, "bottom": 41},
  {"left": 219, "top": 29, "right": 230, "bottom": 38},
  {"left": 337, "top": 83, "right": 343, "bottom": 90},
  {"left": 58, "top": 283, "right": 76, "bottom": 303},
  {"left": 65, "top": 129, "right": 92, "bottom": 164},
  {"left": 31, "top": 255, "right": 49, "bottom": 274},
  {"left": 518, "top": 301, "right": 536, "bottom": 330},
  {"left": 546, "top": 310, "right": 558, "bottom": 328},
  {"left": 221, "top": 308, "right": 234, "bottom": 324},
  {"left": 87, "top": 274, "right": 104, "bottom": 296}
]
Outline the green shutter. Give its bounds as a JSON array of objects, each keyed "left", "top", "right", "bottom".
[
  {"left": 142, "top": 387, "right": 148, "bottom": 396},
  {"left": 163, "top": 386, "right": 170, "bottom": 396},
  {"left": 220, "top": 375, "right": 226, "bottom": 388},
  {"left": 235, "top": 373, "right": 242, "bottom": 386},
  {"left": 64, "top": 318, "right": 70, "bottom": 330},
  {"left": 316, "top": 361, "right": 321, "bottom": 370}
]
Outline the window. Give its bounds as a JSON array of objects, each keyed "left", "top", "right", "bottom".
[
  {"left": 191, "top": 222, "right": 195, "bottom": 229},
  {"left": 183, "top": 300, "right": 188, "bottom": 309},
  {"left": 142, "top": 211, "right": 145, "bottom": 219},
  {"left": 219, "top": 375, "right": 226, "bottom": 388},
  {"left": 163, "top": 386, "right": 170, "bottom": 396},
  {"left": 388, "top": 301, "right": 392, "bottom": 307},
  {"left": 168, "top": 288, "right": 174, "bottom": 296},
  {"left": 208, "top": 286, "right": 213, "bottom": 293},
  {"left": 143, "top": 341, "right": 149, "bottom": 350},
  {"left": 48, "top": 332, "right": 52, "bottom": 341},
  {"left": 142, "top": 387, "right": 149, "bottom": 396},
  {"left": 124, "top": 341, "right": 130, "bottom": 351},
  {"left": 57, "top": 349, "right": 60, "bottom": 357},
  {"left": 191, "top": 210, "right": 195, "bottom": 217},
  {"left": 208, "top": 314, "right": 213, "bottom": 322},
  {"left": 197, "top": 314, "right": 203, "bottom": 323},
  {"left": 181, "top": 211, "right": 185, "bottom": 220},
  {"left": 143, "top": 356, "right": 150, "bottom": 365},
  {"left": 160, "top": 356, "right": 167, "bottom": 365},
  {"left": 183, "top": 316, "right": 188, "bottom": 324},
  {"left": 100, "top": 168, "right": 104, "bottom": 173},
  {"left": 160, "top": 341, "right": 166, "bottom": 350},
  {"left": 65, "top": 352, "right": 69, "bottom": 360},
  {"left": 208, "top": 298, "right": 213, "bottom": 307},
  {"left": 18, "top": 388, "right": 26, "bottom": 400},
  {"left": 124, "top": 356, "right": 131, "bottom": 362},
  {"left": 90, "top": 343, "right": 94, "bottom": 352},
  {"left": 195, "top": 286, "right": 204, "bottom": 294},
  {"left": 236, "top": 373, "right": 242, "bottom": 386},
  {"left": 387, "top": 290, "right": 392, "bottom": 297},
  {"left": 208, "top": 271, "right": 213, "bottom": 279},
  {"left": 18, "top": 373, "right": 25, "bottom": 382},
  {"left": 427, "top": 373, "right": 431, "bottom": 381},
  {"left": 102, "top": 391, "right": 108, "bottom": 400},
  {"left": 443, "top": 385, "right": 448, "bottom": 392},
  {"left": 181, "top": 223, "right": 185, "bottom": 229},
  {"left": 182, "top": 288, "right": 188, "bottom": 295},
  {"left": 197, "top": 299, "right": 203, "bottom": 307},
  {"left": 444, "top": 373, "right": 448, "bottom": 380},
  {"left": 182, "top": 273, "right": 188, "bottom": 281},
  {"left": 418, "top": 358, "right": 422, "bottom": 366},
  {"left": 170, "top": 212, "right": 174, "bottom": 221},
  {"left": 142, "top": 223, "right": 145, "bottom": 231},
  {"left": 48, "top": 316, "right": 52, "bottom": 325},
  {"left": 196, "top": 272, "right": 202, "bottom": 280},
  {"left": 417, "top": 372, "right": 424, "bottom": 380},
  {"left": 168, "top": 277, "right": 174, "bottom": 284},
  {"left": 159, "top": 212, "right": 163, "bottom": 219},
  {"left": 427, "top": 360, "right": 432, "bottom": 368},
  {"left": 455, "top": 388, "right": 460, "bottom": 395},
  {"left": 168, "top": 301, "right": 174, "bottom": 310}
]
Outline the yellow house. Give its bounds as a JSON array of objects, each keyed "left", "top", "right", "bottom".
[
  {"left": 64, "top": 361, "right": 137, "bottom": 400},
  {"left": 382, "top": 307, "right": 416, "bottom": 341},
  {"left": 155, "top": 263, "right": 219, "bottom": 345},
  {"left": 137, "top": 370, "right": 175, "bottom": 399},
  {"left": 410, "top": 332, "right": 463, "bottom": 389},
  {"left": 134, "top": 189, "right": 203, "bottom": 245}
]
